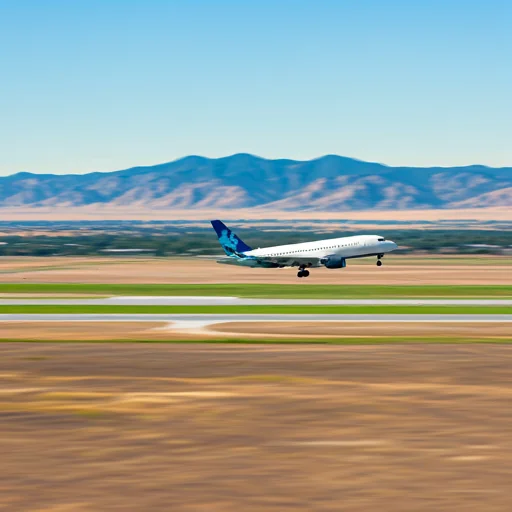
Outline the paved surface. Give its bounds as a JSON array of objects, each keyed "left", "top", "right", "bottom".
[
  {"left": 0, "top": 296, "right": 511, "bottom": 306},
  {"left": 0, "top": 313, "right": 511, "bottom": 329}
]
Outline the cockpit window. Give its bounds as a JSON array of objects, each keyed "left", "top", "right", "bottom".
[{"left": 378, "top": 238, "right": 385, "bottom": 242}]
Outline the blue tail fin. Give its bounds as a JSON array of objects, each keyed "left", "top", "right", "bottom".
[{"left": 211, "top": 220, "right": 252, "bottom": 257}]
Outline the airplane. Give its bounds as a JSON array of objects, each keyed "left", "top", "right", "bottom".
[{"left": 211, "top": 220, "right": 398, "bottom": 278}]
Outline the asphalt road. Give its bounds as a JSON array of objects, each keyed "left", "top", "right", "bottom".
[
  {"left": 0, "top": 314, "right": 511, "bottom": 329},
  {"left": 0, "top": 297, "right": 511, "bottom": 306}
]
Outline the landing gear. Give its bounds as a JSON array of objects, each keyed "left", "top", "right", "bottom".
[
  {"left": 377, "top": 254, "right": 383, "bottom": 267},
  {"left": 297, "top": 265, "right": 310, "bottom": 278}
]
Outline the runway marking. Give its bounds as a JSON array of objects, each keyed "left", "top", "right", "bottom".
[{"left": 1, "top": 314, "right": 511, "bottom": 324}]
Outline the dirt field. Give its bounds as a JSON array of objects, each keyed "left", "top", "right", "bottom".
[
  {"left": 0, "top": 343, "right": 512, "bottom": 511},
  {"left": 1, "top": 205, "right": 510, "bottom": 222},
  {"left": 1, "top": 321, "right": 510, "bottom": 341},
  {"left": 209, "top": 321, "right": 512, "bottom": 339},
  {"left": 0, "top": 322, "right": 178, "bottom": 341},
  {"left": 0, "top": 257, "right": 125, "bottom": 271},
  {"left": 1, "top": 256, "right": 511, "bottom": 285}
]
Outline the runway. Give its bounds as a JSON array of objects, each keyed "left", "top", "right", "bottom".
[
  {"left": 0, "top": 297, "right": 511, "bottom": 306},
  {"left": 0, "top": 313, "right": 511, "bottom": 329}
]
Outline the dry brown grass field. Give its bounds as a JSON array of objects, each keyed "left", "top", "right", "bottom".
[
  {"left": 0, "top": 254, "right": 510, "bottom": 510},
  {"left": 1, "top": 343, "right": 512, "bottom": 511},
  {"left": 0, "top": 255, "right": 511, "bottom": 285},
  {"left": 0, "top": 321, "right": 510, "bottom": 342},
  {"left": 209, "top": 321, "right": 512, "bottom": 339},
  {"left": 0, "top": 322, "right": 177, "bottom": 341},
  {"left": 1, "top": 205, "right": 510, "bottom": 222}
]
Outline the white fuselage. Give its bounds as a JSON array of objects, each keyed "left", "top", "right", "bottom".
[{"left": 246, "top": 234, "right": 397, "bottom": 266}]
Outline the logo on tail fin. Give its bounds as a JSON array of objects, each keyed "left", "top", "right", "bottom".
[
  {"left": 211, "top": 220, "right": 252, "bottom": 257},
  {"left": 218, "top": 229, "right": 241, "bottom": 255}
]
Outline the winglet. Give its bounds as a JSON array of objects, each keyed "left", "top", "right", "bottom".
[{"left": 210, "top": 220, "right": 252, "bottom": 256}]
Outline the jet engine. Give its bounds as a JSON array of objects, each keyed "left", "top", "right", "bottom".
[{"left": 320, "top": 255, "right": 347, "bottom": 269}]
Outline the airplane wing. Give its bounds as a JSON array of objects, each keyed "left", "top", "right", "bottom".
[
  {"left": 265, "top": 255, "right": 322, "bottom": 267},
  {"left": 216, "top": 255, "right": 322, "bottom": 268}
]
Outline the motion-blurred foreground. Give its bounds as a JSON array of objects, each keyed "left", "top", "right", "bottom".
[{"left": 1, "top": 343, "right": 512, "bottom": 511}]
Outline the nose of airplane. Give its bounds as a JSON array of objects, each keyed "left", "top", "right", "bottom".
[{"left": 389, "top": 240, "right": 398, "bottom": 250}]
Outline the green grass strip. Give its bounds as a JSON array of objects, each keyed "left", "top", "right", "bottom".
[
  {"left": 0, "top": 283, "right": 511, "bottom": 298},
  {"left": 0, "top": 305, "right": 510, "bottom": 314}
]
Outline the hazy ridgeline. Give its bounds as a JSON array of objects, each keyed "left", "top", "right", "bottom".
[
  {"left": 0, "top": 221, "right": 510, "bottom": 256},
  {"left": 2, "top": 154, "right": 511, "bottom": 210}
]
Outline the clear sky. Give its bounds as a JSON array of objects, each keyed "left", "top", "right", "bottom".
[{"left": 0, "top": 0, "right": 511, "bottom": 175}]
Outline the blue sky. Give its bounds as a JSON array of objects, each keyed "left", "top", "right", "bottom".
[{"left": 0, "top": 0, "right": 511, "bottom": 175}]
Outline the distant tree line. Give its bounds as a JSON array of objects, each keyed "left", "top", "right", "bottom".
[{"left": 0, "top": 226, "right": 510, "bottom": 256}]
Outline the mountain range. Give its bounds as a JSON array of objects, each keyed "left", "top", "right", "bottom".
[{"left": 0, "top": 154, "right": 510, "bottom": 211}]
